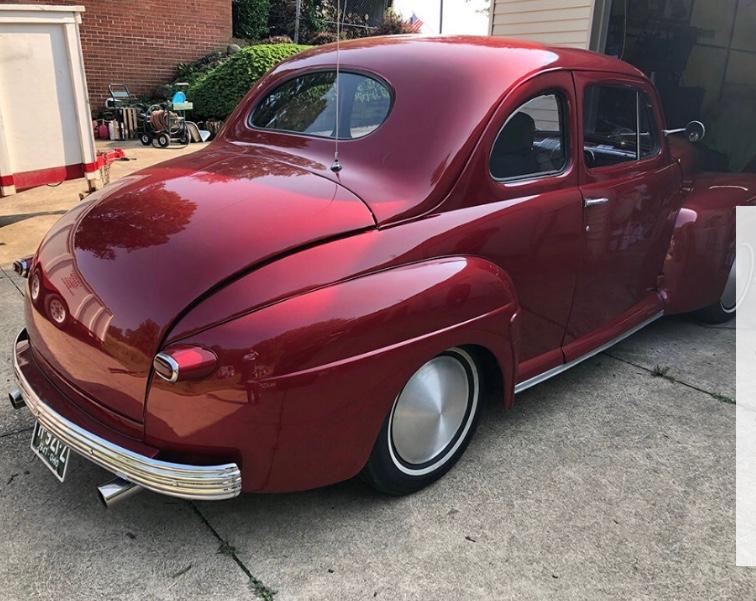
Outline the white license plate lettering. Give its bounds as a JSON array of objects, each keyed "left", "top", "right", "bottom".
[{"left": 30, "top": 422, "right": 70, "bottom": 482}]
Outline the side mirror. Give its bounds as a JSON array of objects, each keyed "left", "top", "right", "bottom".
[
  {"left": 685, "top": 120, "right": 706, "bottom": 143},
  {"left": 664, "top": 120, "right": 706, "bottom": 143}
]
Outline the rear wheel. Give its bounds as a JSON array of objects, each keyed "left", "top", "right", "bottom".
[
  {"left": 364, "top": 347, "right": 482, "bottom": 495},
  {"left": 156, "top": 133, "right": 170, "bottom": 148}
]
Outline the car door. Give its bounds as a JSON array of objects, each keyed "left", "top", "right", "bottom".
[
  {"left": 460, "top": 71, "right": 584, "bottom": 383},
  {"left": 564, "top": 72, "right": 682, "bottom": 360}
]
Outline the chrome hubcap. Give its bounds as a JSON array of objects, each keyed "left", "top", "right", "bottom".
[
  {"left": 48, "top": 298, "right": 66, "bottom": 324},
  {"left": 389, "top": 349, "right": 477, "bottom": 474}
]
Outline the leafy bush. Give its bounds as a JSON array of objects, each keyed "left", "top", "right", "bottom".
[
  {"left": 175, "top": 50, "right": 232, "bottom": 84},
  {"left": 233, "top": 0, "right": 271, "bottom": 40},
  {"left": 260, "top": 35, "right": 294, "bottom": 44},
  {"left": 269, "top": 0, "right": 325, "bottom": 43},
  {"left": 267, "top": 1, "right": 416, "bottom": 44},
  {"left": 188, "top": 43, "right": 310, "bottom": 120},
  {"left": 373, "top": 9, "right": 416, "bottom": 36}
]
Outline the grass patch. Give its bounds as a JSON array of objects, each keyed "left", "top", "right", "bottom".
[
  {"left": 652, "top": 364, "right": 672, "bottom": 379},
  {"left": 217, "top": 541, "right": 276, "bottom": 599},
  {"left": 217, "top": 541, "right": 238, "bottom": 557},
  {"left": 249, "top": 575, "right": 277, "bottom": 601},
  {"left": 711, "top": 392, "right": 736, "bottom": 404}
]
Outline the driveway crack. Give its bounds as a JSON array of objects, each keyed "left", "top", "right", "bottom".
[
  {"left": 0, "top": 425, "right": 34, "bottom": 439},
  {"left": 189, "top": 501, "right": 276, "bottom": 600},
  {"left": 603, "top": 352, "right": 735, "bottom": 404},
  {"left": 0, "top": 265, "right": 23, "bottom": 295}
]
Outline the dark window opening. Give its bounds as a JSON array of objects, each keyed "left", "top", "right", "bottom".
[
  {"left": 490, "top": 93, "right": 568, "bottom": 180},
  {"left": 583, "top": 84, "right": 659, "bottom": 168}
]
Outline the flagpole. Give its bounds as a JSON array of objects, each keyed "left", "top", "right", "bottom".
[{"left": 439, "top": 0, "right": 444, "bottom": 34}]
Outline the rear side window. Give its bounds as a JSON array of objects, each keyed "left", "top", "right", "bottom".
[
  {"left": 583, "top": 85, "right": 660, "bottom": 168},
  {"left": 490, "top": 93, "right": 568, "bottom": 180},
  {"left": 249, "top": 71, "right": 391, "bottom": 140}
]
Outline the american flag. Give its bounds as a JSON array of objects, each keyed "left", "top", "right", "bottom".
[{"left": 409, "top": 12, "right": 424, "bottom": 33}]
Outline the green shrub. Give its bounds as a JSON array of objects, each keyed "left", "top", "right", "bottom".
[
  {"left": 233, "top": 0, "right": 271, "bottom": 40},
  {"left": 373, "top": 9, "right": 416, "bottom": 36},
  {"left": 188, "top": 43, "right": 310, "bottom": 120},
  {"left": 175, "top": 50, "right": 231, "bottom": 85}
]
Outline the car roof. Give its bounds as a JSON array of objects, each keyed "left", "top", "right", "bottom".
[
  {"left": 228, "top": 36, "right": 647, "bottom": 224},
  {"left": 290, "top": 35, "right": 644, "bottom": 81}
]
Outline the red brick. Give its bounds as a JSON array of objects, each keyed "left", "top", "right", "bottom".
[{"left": 0, "top": 0, "right": 232, "bottom": 110}]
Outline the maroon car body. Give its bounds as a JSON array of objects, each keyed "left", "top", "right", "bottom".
[{"left": 11, "top": 36, "right": 755, "bottom": 501}]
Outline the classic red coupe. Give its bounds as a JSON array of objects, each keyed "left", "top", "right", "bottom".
[{"left": 9, "top": 36, "right": 754, "bottom": 506}]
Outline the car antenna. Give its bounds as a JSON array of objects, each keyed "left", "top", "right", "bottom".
[{"left": 330, "top": 0, "right": 347, "bottom": 173}]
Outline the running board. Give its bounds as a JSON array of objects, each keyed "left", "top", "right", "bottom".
[{"left": 514, "top": 311, "right": 664, "bottom": 394}]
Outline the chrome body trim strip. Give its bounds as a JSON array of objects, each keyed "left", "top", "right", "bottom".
[
  {"left": 514, "top": 311, "right": 663, "bottom": 394},
  {"left": 13, "top": 329, "right": 242, "bottom": 500}
]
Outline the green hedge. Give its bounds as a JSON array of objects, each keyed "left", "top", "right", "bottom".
[
  {"left": 188, "top": 43, "right": 310, "bottom": 120},
  {"left": 233, "top": 0, "right": 271, "bottom": 40}
]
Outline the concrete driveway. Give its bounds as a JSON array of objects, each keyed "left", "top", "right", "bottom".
[{"left": 0, "top": 259, "right": 751, "bottom": 599}]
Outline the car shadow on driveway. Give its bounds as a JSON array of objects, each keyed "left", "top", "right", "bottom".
[
  {"left": 184, "top": 324, "right": 743, "bottom": 600},
  {"left": 2, "top": 316, "right": 748, "bottom": 600}
]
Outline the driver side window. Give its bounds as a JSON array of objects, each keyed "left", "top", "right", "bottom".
[
  {"left": 489, "top": 93, "right": 568, "bottom": 181},
  {"left": 582, "top": 84, "right": 660, "bottom": 168}
]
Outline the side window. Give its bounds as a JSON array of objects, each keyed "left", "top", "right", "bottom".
[
  {"left": 349, "top": 77, "right": 392, "bottom": 138},
  {"left": 583, "top": 85, "right": 661, "bottom": 168},
  {"left": 249, "top": 71, "right": 391, "bottom": 139},
  {"left": 490, "top": 93, "right": 568, "bottom": 180},
  {"left": 583, "top": 85, "right": 638, "bottom": 167}
]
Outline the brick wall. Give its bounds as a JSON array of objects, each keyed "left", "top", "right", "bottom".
[{"left": 1, "top": 1, "right": 232, "bottom": 112}]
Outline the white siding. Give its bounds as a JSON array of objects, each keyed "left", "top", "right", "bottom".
[
  {"left": 490, "top": 0, "right": 597, "bottom": 49},
  {"left": 518, "top": 94, "right": 561, "bottom": 131}
]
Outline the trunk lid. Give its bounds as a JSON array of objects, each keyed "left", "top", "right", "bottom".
[{"left": 26, "top": 147, "right": 375, "bottom": 427}]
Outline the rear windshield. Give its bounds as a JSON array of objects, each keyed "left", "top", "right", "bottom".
[{"left": 249, "top": 71, "right": 391, "bottom": 140}]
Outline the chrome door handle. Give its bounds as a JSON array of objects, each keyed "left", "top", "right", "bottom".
[{"left": 584, "top": 197, "right": 610, "bottom": 208}]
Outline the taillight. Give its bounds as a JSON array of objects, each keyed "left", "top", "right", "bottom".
[{"left": 153, "top": 346, "right": 217, "bottom": 383}]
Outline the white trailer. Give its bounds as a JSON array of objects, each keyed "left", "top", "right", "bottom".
[{"left": 0, "top": 4, "right": 99, "bottom": 196}]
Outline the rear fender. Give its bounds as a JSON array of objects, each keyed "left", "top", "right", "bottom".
[
  {"left": 663, "top": 173, "right": 756, "bottom": 315},
  {"left": 145, "top": 256, "right": 519, "bottom": 492}
]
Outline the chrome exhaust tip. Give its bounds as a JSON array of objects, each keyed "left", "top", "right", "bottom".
[
  {"left": 97, "top": 477, "right": 142, "bottom": 508},
  {"left": 8, "top": 389, "right": 25, "bottom": 410},
  {"left": 12, "top": 257, "right": 32, "bottom": 279}
]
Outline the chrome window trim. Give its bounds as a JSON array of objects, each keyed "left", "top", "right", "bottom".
[
  {"left": 514, "top": 311, "right": 663, "bottom": 394},
  {"left": 13, "top": 329, "right": 241, "bottom": 500}
]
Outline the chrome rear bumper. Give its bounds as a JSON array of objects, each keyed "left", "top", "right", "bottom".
[{"left": 13, "top": 329, "right": 242, "bottom": 500}]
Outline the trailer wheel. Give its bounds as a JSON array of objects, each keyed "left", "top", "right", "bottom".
[
  {"left": 139, "top": 133, "right": 152, "bottom": 146},
  {"left": 157, "top": 133, "right": 170, "bottom": 148}
]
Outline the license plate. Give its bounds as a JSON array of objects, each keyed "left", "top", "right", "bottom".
[{"left": 30, "top": 421, "right": 71, "bottom": 482}]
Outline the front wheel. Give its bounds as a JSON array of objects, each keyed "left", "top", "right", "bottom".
[
  {"left": 364, "top": 347, "right": 482, "bottom": 495},
  {"left": 695, "top": 248, "right": 753, "bottom": 324}
]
